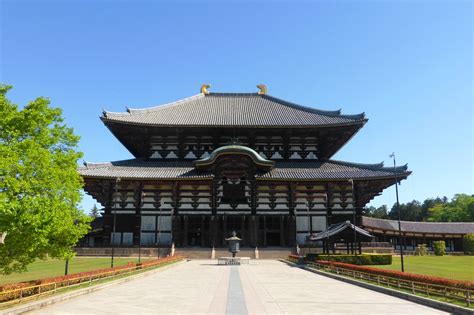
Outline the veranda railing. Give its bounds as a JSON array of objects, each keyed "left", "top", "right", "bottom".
[
  {"left": 305, "top": 261, "right": 472, "bottom": 308},
  {"left": 0, "top": 256, "right": 183, "bottom": 308}
]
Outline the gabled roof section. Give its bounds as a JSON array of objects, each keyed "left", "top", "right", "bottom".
[
  {"left": 78, "top": 159, "right": 410, "bottom": 181},
  {"left": 101, "top": 92, "right": 366, "bottom": 127},
  {"left": 258, "top": 160, "right": 410, "bottom": 180},
  {"left": 309, "top": 221, "right": 373, "bottom": 241}
]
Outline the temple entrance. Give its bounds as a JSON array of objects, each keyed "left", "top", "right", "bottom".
[
  {"left": 187, "top": 231, "right": 202, "bottom": 247},
  {"left": 173, "top": 214, "right": 295, "bottom": 248},
  {"left": 266, "top": 232, "right": 281, "bottom": 246}
]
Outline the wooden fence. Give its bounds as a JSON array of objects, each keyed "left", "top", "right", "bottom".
[
  {"left": 0, "top": 256, "right": 183, "bottom": 308},
  {"left": 305, "top": 261, "right": 472, "bottom": 308}
]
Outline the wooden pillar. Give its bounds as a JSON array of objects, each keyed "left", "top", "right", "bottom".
[
  {"left": 171, "top": 215, "right": 179, "bottom": 247},
  {"left": 133, "top": 182, "right": 143, "bottom": 246},
  {"left": 248, "top": 216, "right": 255, "bottom": 247},
  {"left": 280, "top": 215, "right": 285, "bottom": 246},
  {"left": 211, "top": 180, "right": 218, "bottom": 216},
  {"left": 183, "top": 216, "right": 188, "bottom": 247},
  {"left": 263, "top": 216, "right": 267, "bottom": 247},
  {"left": 288, "top": 215, "right": 296, "bottom": 247},
  {"left": 241, "top": 216, "right": 246, "bottom": 246},
  {"left": 223, "top": 215, "right": 227, "bottom": 244},
  {"left": 254, "top": 216, "right": 259, "bottom": 247},
  {"left": 326, "top": 183, "right": 333, "bottom": 227},
  {"left": 201, "top": 216, "right": 205, "bottom": 247},
  {"left": 250, "top": 181, "right": 257, "bottom": 216}
]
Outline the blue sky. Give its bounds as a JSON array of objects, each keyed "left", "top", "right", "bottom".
[{"left": 1, "top": 0, "right": 472, "bottom": 213}]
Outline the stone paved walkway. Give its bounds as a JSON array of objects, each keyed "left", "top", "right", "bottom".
[{"left": 28, "top": 260, "right": 446, "bottom": 314}]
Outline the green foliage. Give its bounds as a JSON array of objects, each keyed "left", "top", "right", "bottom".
[
  {"left": 416, "top": 244, "right": 428, "bottom": 256},
  {"left": 364, "top": 205, "right": 389, "bottom": 219},
  {"left": 433, "top": 241, "right": 446, "bottom": 256},
  {"left": 0, "top": 85, "right": 91, "bottom": 274},
  {"left": 366, "top": 194, "right": 473, "bottom": 222},
  {"left": 90, "top": 204, "right": 100, "bottom": 218},
  {"left": 428, "top": 194, "right": 474, "bottom": 222},
  {"left": 307, "top": 254, "right": 392, "bottom": 265},
  {"left": 387, "top": 198, "right": 448, "bottom": 221},
  {"left": 462, "top": 234, "right": 474, "bottom": 255}
]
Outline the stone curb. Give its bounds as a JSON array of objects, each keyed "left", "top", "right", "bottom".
[
  {"left": 301, "top": 265, "right": 473, "bottom": 315},
  {"left": 2, "top": 260, "right": 186, "bottom": 315}
]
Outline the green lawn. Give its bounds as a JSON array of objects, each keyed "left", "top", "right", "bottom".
[
  {"left": 0, "top": 257, "right": 151, "bottom": 285},
  {"left": 373, "top": 255, "right": 474, "bottom": 281}
]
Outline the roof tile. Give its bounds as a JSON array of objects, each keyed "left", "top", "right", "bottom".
[{"left": 102, "top": 93, "right": 366, "bottom": 127}]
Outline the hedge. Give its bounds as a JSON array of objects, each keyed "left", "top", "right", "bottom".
[
  {"left": 306, "top": 254, "right": 392, "bottom": 265},
  {"left": 316, "top": 260, "right": 474, "bottom": 290},
  {"left": 0, "top": 256, "right": 183, "bottom": 303}
]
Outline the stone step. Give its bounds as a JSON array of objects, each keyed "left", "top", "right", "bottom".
[{"left": 177, "top": 247, "right": 293, "bottom": 259}]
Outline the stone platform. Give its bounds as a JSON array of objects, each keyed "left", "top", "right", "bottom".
[
  {"left": 28, "top": 260, "right": 446, "bottom": 314},
  {"left": 217, "top": 257, "right": 250, "bottom": 265}
]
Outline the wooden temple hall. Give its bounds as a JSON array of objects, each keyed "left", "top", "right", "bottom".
[{"left": 79, "top": 84, "right": 411, "bottom": 248}]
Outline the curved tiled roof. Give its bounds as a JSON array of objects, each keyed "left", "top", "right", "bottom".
[
  {"left": 310, "top": 221, "right": 373, "bottom": 241},
  {"left": 194, "top": 145, "right": 275, "bottom": 170},
  {"left": 362, "top": 216, "right": 474, "bottom": 235},
  {"left": 79, "top": 159, "right": 410, "bottom": 180},
  {"left": 101, "top": 93, "right": 366, "bottom": 127}
]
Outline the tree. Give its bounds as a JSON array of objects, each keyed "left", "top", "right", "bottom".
[
  {"left": 420, "top": 197, "right": 447, "bottom": 221},
  {"left": 90, "top": 204, "right": 100, "bottom": 218},
  {"left": 0, "top": 85, "right": 91, "bottom": 274},
  {"left": 388, "top": 200, "right": 423, "bottom": 221},
  {"left": 364, "top": 205, "right": 389, "bottom": 219},
  {"left": 427, "top": 194, "right": 474, "bottom": 222}
]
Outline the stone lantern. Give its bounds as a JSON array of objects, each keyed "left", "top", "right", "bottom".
[{"left": 225, "top": 231, "right": 241, "bottom": 258}]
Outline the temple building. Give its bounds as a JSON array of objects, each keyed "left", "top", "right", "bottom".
[
  {"left": 79, "top": 84, "right": 411, "bottom": 248},
  {"left": 361, "top": 216, "right": 474, "bottom": 252}
]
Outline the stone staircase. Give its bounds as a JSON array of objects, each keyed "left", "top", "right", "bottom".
[{"left": 177, "top": 247, "right": 293, "bottom": 260}]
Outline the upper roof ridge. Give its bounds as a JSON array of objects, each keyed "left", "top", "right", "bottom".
[
  {"left": 103, "top": 93, "right": 205, "bottom": 118},
  {"left": 102, "top": 92, "right": 366, "bottom": 121}
]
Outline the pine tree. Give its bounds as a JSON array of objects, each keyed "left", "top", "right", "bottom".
[{"left": 90, "top": 204, "right": 100, "bottom": 218}]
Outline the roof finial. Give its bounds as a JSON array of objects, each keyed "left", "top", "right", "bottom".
[
  {"left": 257, "top": 84, "right": 267, "bottom": 95},
  {"left": 200, "top": 84, "right": 211, "bottom": 94}
]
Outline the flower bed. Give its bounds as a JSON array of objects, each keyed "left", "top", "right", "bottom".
[
  {"left": 306, "top": 253, "right": 392, "bottom": 265},
  {"left": 316, "top": 260, "right": 474, "bottom": 290},
  {"left": 288, "top": 254, "right": 304, "bottom": 264},
  {"left": 0, "top": 255, "right": 183, "bottom": 303}
]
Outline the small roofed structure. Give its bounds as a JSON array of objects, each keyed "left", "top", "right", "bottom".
[{"left": 308, "top": 221, "right": 373, "bottom": 254}]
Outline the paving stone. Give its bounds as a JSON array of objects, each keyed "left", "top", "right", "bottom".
[{"left": 28, "top": 260, "right": 447, "bottom": 315}]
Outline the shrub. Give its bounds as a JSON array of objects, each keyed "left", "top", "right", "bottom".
[
  {"left": 317, "top": 260, "right": 474, "bottom": 290},
  {"left": 0, "top": 256, "right": 183, "bottom": 303},
  {"left": 416, "top": 244, "right": 428, "bottom": 256},
  {"left": 305, "top": 254, "right": 392, "bottom": 265},
  {"left": 463, "top": 234, "right": 474, "bottom": 255},
  {"left": 433, "top": 241, "right": 446, "bottom": 256},
  {"left": 305, "top": 253, "right": 318, "bottom": 262},
  {"left": 288, "top": 254, "right": 305, "bottom": 264}
]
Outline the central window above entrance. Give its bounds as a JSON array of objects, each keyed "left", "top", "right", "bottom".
[{"left": 221, "top": 178, "right": 247, "bottom": 204}]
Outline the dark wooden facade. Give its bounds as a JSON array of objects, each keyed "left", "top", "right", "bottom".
[{"left": 80, "top": 89, "right": 411, "bottom": 248}]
